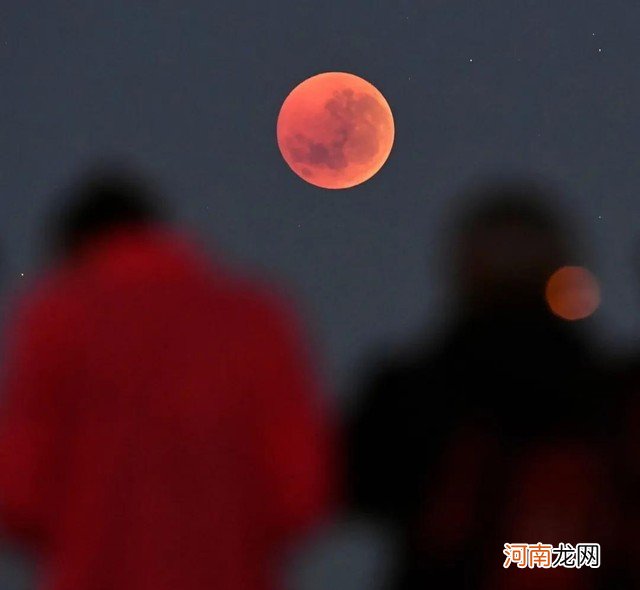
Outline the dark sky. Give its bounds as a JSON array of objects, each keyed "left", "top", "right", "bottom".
[{"left": 3, "top": 0, "right": 640, "bottom": 394}]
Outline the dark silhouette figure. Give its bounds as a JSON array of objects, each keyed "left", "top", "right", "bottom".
[
  {"left": 0, "top": 167, "right": 335, "bottom": 590},
  {"left": 607, "top": 245, "right": 640, "bottom": 588},
  {"left": 349, "top": 180, "right": 617, "bottom": 590}
]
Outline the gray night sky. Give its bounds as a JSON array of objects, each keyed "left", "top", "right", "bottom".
[{"left": 2, "top": 0, "right": 640, "bottom": 396}]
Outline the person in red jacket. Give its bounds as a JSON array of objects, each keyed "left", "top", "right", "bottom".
[{"left": 0, "top": 168, "right": 335, "bottom": 590}]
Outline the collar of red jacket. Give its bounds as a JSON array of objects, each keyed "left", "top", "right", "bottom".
[{"left": 74, "top": 224, "right": 212, "bottom": 281}]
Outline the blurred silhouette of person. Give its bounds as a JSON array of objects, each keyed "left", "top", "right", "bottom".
[
  {"left": 0, "top": 166, "right": 335, "bottom": 590},
  {"left": 607, "top": 243, "right": 640, "bottom": 588},
  {"left": 614, "top": 369, "right": 640, "bottom": 588},
  {"left": 349, "top": 179, "right": 618, "bottom": 589}
]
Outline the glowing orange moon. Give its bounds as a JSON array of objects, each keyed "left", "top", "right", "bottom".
[
  {"left": 277, "top": 72, "right": 395, "bottom": 189},
  {"left": 545, "top": 266, "right": 601, "bottom": 321}
]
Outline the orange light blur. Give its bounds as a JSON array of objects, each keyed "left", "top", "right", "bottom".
[{"left": 545, "top": 266, "right": 600, "bottom": 321}]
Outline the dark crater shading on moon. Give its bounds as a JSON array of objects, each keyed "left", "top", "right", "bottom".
[{"left": 285, "top": 89, "right": 385, "bottom": 171}]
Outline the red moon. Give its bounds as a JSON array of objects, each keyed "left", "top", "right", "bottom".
[{"left": 277, "top": 72, "right": 395, "bottom": 189}]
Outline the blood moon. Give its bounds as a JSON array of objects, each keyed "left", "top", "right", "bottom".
[{"left": 277, "top": 72, "right": 394, "bottom": 189}]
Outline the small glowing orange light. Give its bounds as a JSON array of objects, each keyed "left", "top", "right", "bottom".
[{"left": 545, "top": 266, "right": 600, "bottom": 321}]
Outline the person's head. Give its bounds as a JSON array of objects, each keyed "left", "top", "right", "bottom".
[
  {"left": 51, "top": 164, "right": 164, "bottom": 258},
  {"left": 451, "top": 178, "right": 571, "bottom": 313}
]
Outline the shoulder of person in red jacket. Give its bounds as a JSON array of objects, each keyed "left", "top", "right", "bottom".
[{"left": 1, "top": 224, "right": 340, "bottom": 536}]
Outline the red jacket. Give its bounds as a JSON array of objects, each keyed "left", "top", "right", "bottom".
[{"left": 0, "top": 227, "right": 334, "bottom": 590}]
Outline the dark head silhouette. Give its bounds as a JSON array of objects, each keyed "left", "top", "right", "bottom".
[
  {"left": 52, "top": 165, "right": 164, "bottom": 257},
  {"left": 451, "top": 179, "right": 570, "bottom": 314}
]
